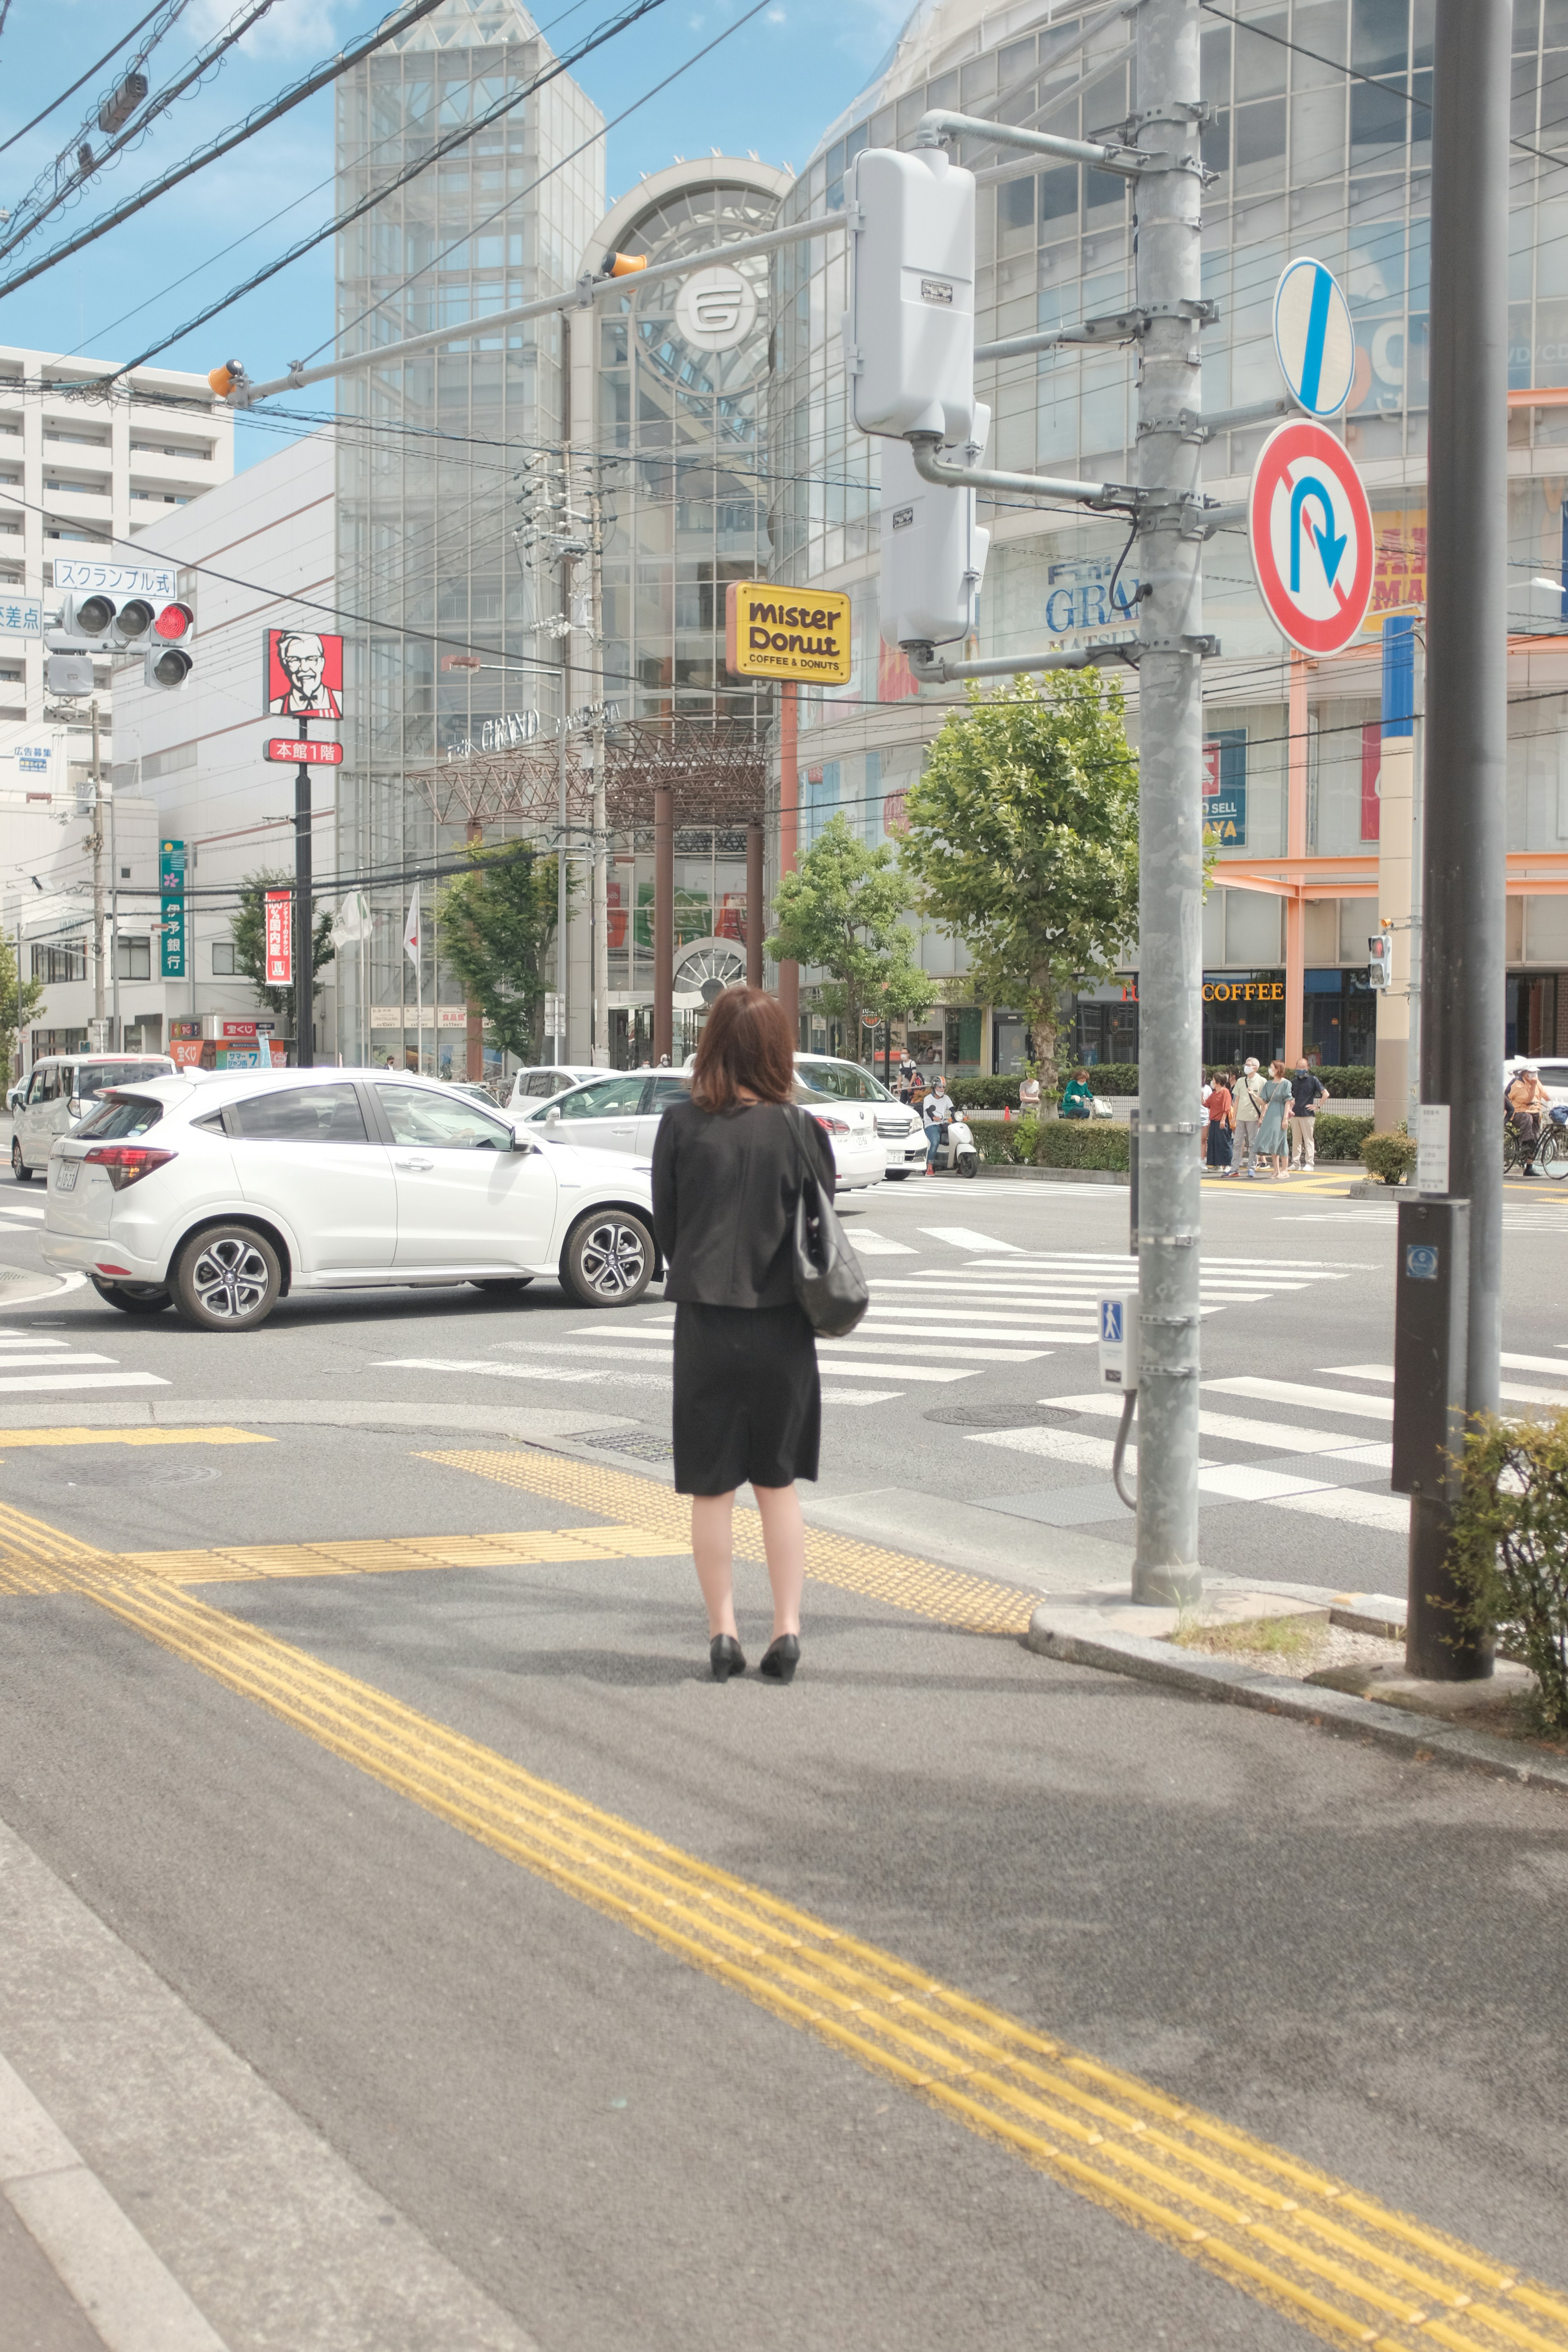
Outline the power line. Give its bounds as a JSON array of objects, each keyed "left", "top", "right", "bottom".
[
  {"left": 0, "top": 0, "right": 452, "bottom": 308},
  {"left": 114, "top": 0, "right": 677, "bottom": 381},
  {"left": 0, "top": 0, "right": 174, "bottom": 159}
]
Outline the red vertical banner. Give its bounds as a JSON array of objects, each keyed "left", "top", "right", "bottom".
[
  {"left": 263, "top": 889, "right": 293, "bottom": 986},
  {"left": 1360, "top": 722, "right": 1383, "bottom": 842}
]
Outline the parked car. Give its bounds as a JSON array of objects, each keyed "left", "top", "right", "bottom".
[
  {"left": 793, "top": 1053, "right": 925, "bottom": 1180},
  {"left": 42, "top": 1068, "right": 659, "bottom": 1331},
  {"left": 523, "top": 1064, "right": 886, "bottom": 1190},
  {"left": 11, "top": 1053, "right": 175, "bottom": 1182},
  {"left": 507, "top": 1063, "right": 602, "bottom": 1108}
]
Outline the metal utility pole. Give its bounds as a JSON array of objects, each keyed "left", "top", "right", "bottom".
[
  {"left": 588, "top": 460, "right": 609, "bottom": 1065},
  {"left": 294, "top": 728, "right": 314, "bottom": 1069},
  {"left": 1131, "top": 0, "right": 1206, "bottom": 1607},
  {"left": 89, "top": 698, "right": 106, "bottom": 1045},
  {"left": 109, "top": 786, "right": 120, "bottom": 1051},
  {"left": 1405, "top": 0, "right": 1510, "bottom": 1680}
]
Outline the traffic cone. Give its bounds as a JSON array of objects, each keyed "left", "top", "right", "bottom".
[{"left": 1003, "top": 1104, "right": 1011, "bottom": 1124}]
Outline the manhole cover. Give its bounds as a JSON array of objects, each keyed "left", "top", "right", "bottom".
[
  {"left": 63, "top": 1461, "right": 223, "bottom": 1490},
  {"left": 923, "top": 1403, "right": 1060, "bottom": 1430},
  {"left": 579, "top": 1429, "right": 674, "bottom": 1461}
]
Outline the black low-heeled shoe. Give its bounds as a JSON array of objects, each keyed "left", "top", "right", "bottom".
[
  {"left": 710, "top": 1634, "right": 746, "bottom": 1682},
  {"left": 758, "top": 1634, "right": 800, "bottom": 1684}
]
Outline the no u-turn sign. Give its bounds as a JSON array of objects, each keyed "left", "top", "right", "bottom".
[{"left": 1247, "top": 419, "right": 1374, "bottom": 655}]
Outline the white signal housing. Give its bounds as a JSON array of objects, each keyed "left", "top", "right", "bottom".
[
  {"left": 1097, "top": 1292, "right": 1140, "bottom": 1392},
  {"left": 880, "top": 403, "right": 991, "bottom": 648},
  {"left": 843, "top": 145, "right": 976, "bottom": 445},
  {"left": 1367, "top": 931, "right": 1393, "bottom": 991}
]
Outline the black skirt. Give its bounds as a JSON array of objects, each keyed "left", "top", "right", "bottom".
[{"left": 672, "top": 1300, "right": 821, "bottom": 1496}]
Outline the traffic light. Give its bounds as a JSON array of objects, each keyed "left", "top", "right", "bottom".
[
  {"left": 842, "top": 145, "right": 976, "bottom": 445},
  {"left": 1368, "top": 930, "right": 1394, "bottom": 990},
  {"left": 58, "top": 591, "right": 117, "bottom": 644},
  {"left": 879, "top": 404, "right": 991, "bottom": 648},
  {"left": 142, "top": 600, "right": 194, "bottom": 689}
]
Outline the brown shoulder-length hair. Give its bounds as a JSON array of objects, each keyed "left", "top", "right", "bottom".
[{"left": 689, "top": 987, "right": 796, "bottom": 1111}]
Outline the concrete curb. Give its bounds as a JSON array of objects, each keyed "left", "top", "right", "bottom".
[
  {"left": 975, "top": 1164, "right": 1130, "bottom": 1186},
  {"left": 1024, "top": 1612, "right": 1568, "bottom": 1795}
]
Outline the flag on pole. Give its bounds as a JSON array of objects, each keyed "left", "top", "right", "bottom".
[
  {"left": 402, "top": 886, "right": 420, "bottom": 971},
  {"left": 331, "top": 891, "right": 371, "bottom": 948}
]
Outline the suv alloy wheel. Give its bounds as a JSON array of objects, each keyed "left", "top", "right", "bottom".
[
  {"left": 561, "top": 1211, "right": 653, "bottom": 1307},
  {"left": 172, "top": 1224, "right": 282, "bottom": 1331}
]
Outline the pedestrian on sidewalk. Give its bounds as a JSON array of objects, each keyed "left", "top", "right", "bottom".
[
  {"left": 1018, "top": 1070, "right": 1042, "bottom": 1116},
  {"left": 1255, "top": 1059, "right": 1292, "bottom": 1174},
  {"left": 923, "top": 1073, "right": 955, "bottom": 1169},
  {"left": 651, "top": 987, "right": 833, "bottom": 1686},
  {"left": 1289, "top": 1059, "right": 1329, "bottom": 1170},
  {"left": 1205, "top": 1070, "right": 1235, "bottom": 1170},
  {"left": 1199, "top": 1073, "right": 1213, "bottom": 1163},
  {"left": 1233, "top": 1056, "right": 1267, "bottom": 1177}
]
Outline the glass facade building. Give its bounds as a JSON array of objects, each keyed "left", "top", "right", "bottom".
[
  {"left": 333, "top": 0, "right": 603, "bottom": 1071},
  {"left": 770, "top": 0, "right": 1568, "bottom": 1073}
]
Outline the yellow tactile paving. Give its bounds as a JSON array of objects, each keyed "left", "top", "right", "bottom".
[
  {"left": 0, "top": 1426, "right": 273, "bottom": 1450},
  {"left": 423, "top": 1447, "right": 1039, "bottom": 1637},
  {"left": 2, "top": 1490, "right": 1565, "bottom": 2351}
]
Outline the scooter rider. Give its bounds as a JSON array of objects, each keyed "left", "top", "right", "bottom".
[{"left": 923, "top": 1074, "right": 955, "bottom": 1170}]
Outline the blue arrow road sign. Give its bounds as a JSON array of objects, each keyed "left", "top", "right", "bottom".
[
  {"left": 1273, "top": 258, "right": 1355, "bottom": 418},
  {"left": 1289, "top": 476, "right": 1347, "bottom": 593}
]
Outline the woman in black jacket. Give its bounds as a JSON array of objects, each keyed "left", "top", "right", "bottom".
[{"left": 651, "top": 987, "right": 836, "bottom": 1686}]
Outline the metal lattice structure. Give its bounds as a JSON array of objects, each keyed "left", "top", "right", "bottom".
[{"left": 410, "top": 723, "right": 771, "bottom": 835}]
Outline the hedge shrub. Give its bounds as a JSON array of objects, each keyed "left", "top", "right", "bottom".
[
  {"left": 973, "top": 1118, "right": 1131, "bottom": 1171},
  {"left": 1449, "top": 1412, "right": 1568, "bottom": 1731},
  {"left": 1315, "top": 1113, "right": 1376, "bottom": 1164},
  {"left": 943, "top": 1063, "right": 1374, "bottom": 1109},
  {"left": 1362, "top": 1128, "right": 1418, "bottom": 1184}
]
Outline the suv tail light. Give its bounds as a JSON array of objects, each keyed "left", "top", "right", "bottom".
[
  {"left": 82, "top": 1145, "right": 176, "bottom": 1190},
  {"left": 810, "top": 1112, "right": 850, "bottom": 1134}
]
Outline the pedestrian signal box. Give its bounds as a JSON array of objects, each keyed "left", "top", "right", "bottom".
[
  {"left": 880, "top": 403, "right": 991, "bottom": 649},
  {"left": 1097, "top": 1292, "right": 1140, "bottom": 1392},
  {"left": 843, "top": 145, "right": 976, "bottom": 446},
  {"left": 1367, "top": 931, "right": 1393, "bottom": 990}
]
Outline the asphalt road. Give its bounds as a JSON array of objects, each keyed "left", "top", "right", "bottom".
[{"left": 2, "top": 1153, "right": 1567, "bottom": 2352}]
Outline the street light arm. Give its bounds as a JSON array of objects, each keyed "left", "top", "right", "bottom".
[
  {"left": 906, "top": 432, "right": 1127, "bottom": 508},
  {"left": 902, "top": 641, "right": 1119, "bottom": 685},
  {"left": 913, "top": 107, "right": 1147, "bottom": 176}
]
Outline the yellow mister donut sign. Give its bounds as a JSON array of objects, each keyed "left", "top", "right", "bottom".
[{"left": 725, "top": 580, "right": 853, "bottom": 685}]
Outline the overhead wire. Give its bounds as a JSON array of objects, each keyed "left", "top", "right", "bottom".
[{"left": 0, "top": 0, "right": 176, "bottom": 159}]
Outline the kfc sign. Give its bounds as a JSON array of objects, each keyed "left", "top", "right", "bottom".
[
  {"left": 263, "top": 628, "right": 344, "bottom": 720},
  {"left": 263, "top": 890, "right": 292, "bottom": 987}
]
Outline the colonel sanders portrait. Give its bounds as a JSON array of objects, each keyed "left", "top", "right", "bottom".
[{"left": 268, "top": 632, "right": 342, "bottom": 719}]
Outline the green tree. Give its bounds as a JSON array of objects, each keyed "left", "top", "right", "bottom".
[
  {"left": 901, "top": 672, "right": 1138, "bottom": 1096},
  {"left": 438, "top": 840, "right": 561, "bottom": 1064},
  {"left": 766, "top": 811, "right": 930, "bottom": 1055},
  {"left": 231, "top": 871, "right": 336, "bottom": 1042},
  {"left": 0, "top": 934, "right": 46, "bottom": 1082}
]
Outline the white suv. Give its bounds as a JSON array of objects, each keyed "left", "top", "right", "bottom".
[
  {"left": 11, "top": 1053, "right": 174, "bottom": 1182},
  {"left": 42, "top": 1068, "right": 659, "bottom": 1331}
]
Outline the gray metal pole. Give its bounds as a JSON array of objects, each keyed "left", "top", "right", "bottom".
[
  {"left": 90, "top": 699, "right": 105, "bottom": 1042},
  {"left": 1406, "top": 0, "right": 1509, "bottom": 1680},
  {"left": 1130, "top": 0, "right": 1205, "bottom": 1606}
]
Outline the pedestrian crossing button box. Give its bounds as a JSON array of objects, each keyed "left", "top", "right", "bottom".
[
  {"left": 1391, "top": 1197, "right": 1468, "bottom": 1501},
  {"left": 1097, "top": 1291, "right": 1139, "bottom": 1392}
]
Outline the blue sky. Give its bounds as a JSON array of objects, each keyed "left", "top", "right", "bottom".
[{"left": 0, "top": 0, "right": 904, "bottom": 465}]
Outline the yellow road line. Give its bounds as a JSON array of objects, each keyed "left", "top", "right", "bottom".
[
  {"left": 3, "top": 1491, "right": 1565, "bottom": 2350},
  {"left": 423, "top": 1448, "right": 1039, "bottom": 1636},
  {"left": 0, "top": 1425, "right": 273, "bottom": 1450}
]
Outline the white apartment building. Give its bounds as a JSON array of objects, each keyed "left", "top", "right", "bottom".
[
  {"left": 5, "top": 429, "right": 335, "bottom": 1068},
  {"left": 0, "top": 340, "right": 233, "bottom": 800}
]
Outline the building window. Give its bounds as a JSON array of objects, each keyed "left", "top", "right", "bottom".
[
  {"left": 114, "top": 936, "right": 151, "bottom": 980},
  {"left": 31, "top": 942, "right": 87, "bottom": 983},
  {"left": 211, "top": 940, "right": 237, "bottom": 975}
]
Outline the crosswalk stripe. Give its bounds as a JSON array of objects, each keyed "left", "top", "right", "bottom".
[
  {"left": 1500, "top": 1351, "right": 1568, "bottom": 1376},
  {"left": 841, "top": 1228, "right": 918, "bottom": 1256},
  {"left": 0, "top": 1202, "right": 47, "bottom": 1222},
  {"left": 0, "top": 1352, "right": 119, "bottom": 1370},
  {"left": 919, "top": 1226, "right": 1022, "bottom": 1251},
  {"left": 863, "top": 1318, "right": 1095, "bottom": 1342},
  {"left": 965, "top": 1423, "right": 1409, "bottom": 1534},
  {"left": 378, "top": 1356, "right": 619, "bottom": 1383},
  {"left": 1204, "top": 1376, "right": 1394, "bottom": 1422},
  {"left": 826, "top": 1338, "right": 1046, "bottom": 1364},
  {"left": 1325, "top": 1362, "right": 1568, "bottom": 1408},
  {"left": 0, "top": 1372, "right": 168, "bottom": 1394},
  {"left": 1046, "top": 1392, "right": 1389, "bottom": 1455}
]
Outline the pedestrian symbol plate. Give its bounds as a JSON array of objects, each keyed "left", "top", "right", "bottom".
[
  {"left": 1272, "top": 257, "right": 1355, "bottom": 418},
  {"left": 1247, "top": 419, "right": 1374, "bottom": 656},
  {"left": 1100, "top": 1300, "right": 1122, "bottom": 1344},
  {"left": 1405, "top": 1243, "right": 1439, "bottom": 1281}
]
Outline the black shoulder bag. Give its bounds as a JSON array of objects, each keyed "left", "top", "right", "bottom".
[{"left": 789, "top": 1111, "right": 870, "bottom": 1338}]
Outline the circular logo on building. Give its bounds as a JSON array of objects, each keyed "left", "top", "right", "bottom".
[{"left": 674, "top": 266, "right": 757, "bottom": 353}]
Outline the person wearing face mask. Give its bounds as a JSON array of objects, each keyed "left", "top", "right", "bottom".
[{"left": 923, "top": 1073, "right": 955, "bottom": 1170}]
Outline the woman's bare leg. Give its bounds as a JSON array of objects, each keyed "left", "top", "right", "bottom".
[
  {"left": 752, "top": 1482, "right": 805, "bottom": 1640},
  {"left": 691, "top": 1492, "right": 739, "bottom": 1638}
]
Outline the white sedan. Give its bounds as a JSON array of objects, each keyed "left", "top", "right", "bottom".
[
  {"left": 532, "top": 1066, "right": 885, "bottom": 1189},
  {"left": 42, "top": 1068, "right": 660, "bottom": 1332}
]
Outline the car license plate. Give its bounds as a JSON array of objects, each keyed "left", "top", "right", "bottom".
[{"left": 54, "top": 1160, "right": 78, "bottom": 1191}]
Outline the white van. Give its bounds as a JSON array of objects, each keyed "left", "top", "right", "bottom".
[{"left": 11, "top": 1053, "right": 175, "bottom": 1182}]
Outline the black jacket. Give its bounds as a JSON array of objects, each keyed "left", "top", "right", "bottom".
[{"left": 652, "top": 1096, "right": 837, "bottom": 1309}]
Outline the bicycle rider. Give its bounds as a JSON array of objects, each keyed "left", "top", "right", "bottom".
[{"left": 1506, "top": 1063, "right": 1551, "bottom": 1177}]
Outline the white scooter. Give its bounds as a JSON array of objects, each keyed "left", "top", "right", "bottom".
[{"left": 935, "top": 1111, "right": 979, "bottom": 1178}]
